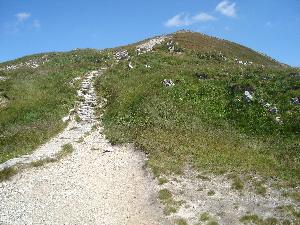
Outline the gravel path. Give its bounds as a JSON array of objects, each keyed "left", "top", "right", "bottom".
[{"left": 0, "top": 71, "right": 167, "bottom": 225}]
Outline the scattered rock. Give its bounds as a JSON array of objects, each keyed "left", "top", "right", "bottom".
[
  {"left": 195, "top": 72, "right": 208, "bottom": 80},
  {"left": 275, "top": 116, "right": 283, "bottom": 124},
  {"left": 291, "top": 97, "right": 299, "bottom": 105},
  {"left": 0, "top": 96, "right": 8, "bottom": 108},
  {"left": 114, "top": 50, "right": 129, "bottom": 61},
  {"left": 136, "top": 36, "right": 168, "bottom": 55},
  {"left": 234, "top": 58, "right": 253, "bottom": 66},
  {"left": 198, "top": 52, "right": 227, "bottom": 61},
  {"left": 0, "top": 76, "right": 7, "bottom": 81},
  {"left": 0, "top": 55, "right": 49, "bottom": 71},
  {"left": 289, "top": 72, "right": 300, "bottom": 78},
  {"left": 159, "top": 169, "right": 296, "bottom": 225},
  {"left": 163, "top": 79, "right": 175, "bottom": 87},
  {"left": 62, "top": 115, "right": 70, "bottom": 123},
  {"left": 244, "top": 91, "right": 254, "bottom": 102},
  {"left": 269, "top": 106, "right": 278, "bottom": 114},
  {"left": 102, "top": 150, "right": 111, "bottom": 154},
  {"left": 128, "top": 62, "right": 134, "bottom": 69},
  {"left": 166, "top": 40, "right": 180, "bottom": 53}
]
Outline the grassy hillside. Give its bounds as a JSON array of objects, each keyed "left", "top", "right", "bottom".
[
  {"left": 95, "top": 31, "right": 300, "bottom": 183},
  {"left": 0, "top": 49, "right": 110, "bottom": 163},
  {"left": 1, "top": 31, "right": 299, "bottom": 185}
]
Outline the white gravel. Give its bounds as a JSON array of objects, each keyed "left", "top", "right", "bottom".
[
  {"left": 0, "top": 70, "right": 168, "bottom": 225},
  {"left": 136, "top": 36, "right": 168, "bottom": 54},
  {"left": 160, "top": 170, "right": 299, "bottom": 224}
]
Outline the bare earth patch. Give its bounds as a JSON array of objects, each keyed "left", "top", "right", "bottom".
[{"left": 158, "top": 169, "right": 300, "bottom": 225}]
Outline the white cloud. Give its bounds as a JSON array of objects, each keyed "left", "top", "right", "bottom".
[
  {"left": 4, "top": 13, "right": 40, "bottom": 34},
  {"left": 165, "top": 12, "right": 216, "bottom": 27},
  {"left": 32, "top": 19, "right": 41, "bottom": 29},
  {"left": 165, "top": 13, "right": 193, "bottom": 27},
  {"left": 15, "top": 12, "right": 31, "bottom": 22},
  {"left": 216, "top": 0, "right": 236, "bottom": 17},
  {"left": 193, "top": 13, "right": 216, "bottom": 22}
]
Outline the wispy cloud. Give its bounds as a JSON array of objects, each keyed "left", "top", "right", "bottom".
[
  {"left": 265, "top": 21, "right": 272, "bottom": 28},
  {"left": 15, "top": 12, "right": 31, "bottom": 22},
  {"left": 216, "top": 0, "right": 236, "bottom": 17},
  {"left": 165, "top": 12, "right": 216, "bottom": 27},
  {"left": 224, "top": 26, "right": 231, "bottom": 31},
  {"left": 193, "top": 13, "right": 217, "bottom": 22},
  {"left": 32, "top": 19, "right": 41, "bottom": 29},
  {"left": 165, "top": 13, "right": 192, "bottom": 27},
  {"left": 3, "top": 12, "right": 40, "bottom": 34}
]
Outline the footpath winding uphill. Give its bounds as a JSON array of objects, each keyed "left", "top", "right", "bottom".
[{"left": 0, "top": 71, "right": 167, "bottom": 225}]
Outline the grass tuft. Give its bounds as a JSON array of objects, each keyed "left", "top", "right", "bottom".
[
  {"left": 30, "top": 158, "right": 57, "bottom": 167},
  {"left": 197, "top": 174, "right": 211, "bottom": 181},
  {"left": 175, "top": 218, "right": 188, "bottom": 225},
  {"left": 0, "top": 167, "right": 18, "bottom": 182},
  {"left": 230, "top": 175, "right": 244, "bottom": 191},
  {"left": 199, "top": 212, "right": 210, "bottom": 221},
  {"left": 158, "top": 189, "right": 182, "bottom": 215},
  {"left": 207, "top": 190, "right": 216, "bottom": 196},
  {"left": 29, "top": 143, "right": 74, "bottom": 168},
  {"left": 58, "top": 143, "right": 74, "bottom": 159},
  {"left": 158, "top": 177, "right": 168, "bottom": 185},
  {"left": 253, "top": 180, "right": 267, "bottom": 196},
  {"left": 207, "top": 221, "right": 219, "bottom": 225},
  {"left": 240, "top": 214, "right": 279, "bottom": 225}
]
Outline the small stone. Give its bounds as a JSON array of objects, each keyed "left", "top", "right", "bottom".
[
  {"left": 269, "top": 107, "right": 278, "bottom": 114},
  {"left": 289, "top": 72, "right": 300, "bottom": 78},
  {"left": 128, "top": 62, "right": 134, "bottom": 69},
  {"left": 244, "top": 91, "right": 254, "bottom": 102},
  {"left": 114, "top": 50, "right": 129, "bottom": 61},
  {"left": 275, "top": 116, "right": 283, "bottom": 124},
  {"left": 0, "top": 76, "right": 7, "bottom": 81},
  {"left": 291, "top": 97, "right": 299, "bottom": 105},
  {"left": 163, "top": 79, "right": 175, "bottom": 87},
  {"left": 62, "top": 115, "right": 70, "bottom": 123}
]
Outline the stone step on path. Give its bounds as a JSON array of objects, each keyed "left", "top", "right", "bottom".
[
  {"left": 76, "top": 70, "right": 99, "bottom": 123},
  {"left": 0, "top": 70, "right": 168, "bottom": 225}
]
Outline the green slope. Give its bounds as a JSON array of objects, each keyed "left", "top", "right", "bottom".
[
  {"left": 95, "top": 31, "right": 300, "bottom": 183},
  {"left": 0, "top": 31, "right": 299, "bottom": 184}
]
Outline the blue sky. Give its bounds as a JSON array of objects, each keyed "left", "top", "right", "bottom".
[{"left": 0, "top": 0, "right": 299, "bottom": 66}]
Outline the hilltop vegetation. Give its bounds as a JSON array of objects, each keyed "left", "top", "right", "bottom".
[
  {"left": 0, "top": 31, "right": 299, "bottom": 185},
  {"left": 95, "top": 31, "right": 300, "bottom": 183}
]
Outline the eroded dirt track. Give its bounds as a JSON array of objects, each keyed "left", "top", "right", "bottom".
[{"left": 0, "top": 71, "right": 167, "bottom": 225}]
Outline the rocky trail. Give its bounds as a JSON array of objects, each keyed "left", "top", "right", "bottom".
[{"left": 0, "top": 70, "right": 167, "bottom": 225}]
